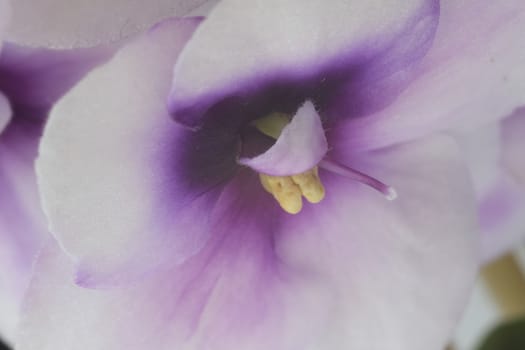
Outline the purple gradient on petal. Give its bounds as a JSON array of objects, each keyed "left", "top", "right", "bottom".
[
  {"left": 329, "top": 1, "right": 525, "bottom": 155},
  {"left": 0, "top": 117, "right": 45, "bottom": 262},
  {"left": 0, "top": 42, "right": 117, "bottom": 308},
  {"left": 34, "top": 18, "right": 243, "bottom": 289},
  {"left": 0, "top": 110, "right": 48, "bottom": 341},
  {"left": 239, "top": 101, "right": 328, "bottom": 176},
  {"left": 168, "top": 1, "right": 439, "bottom": 128}
]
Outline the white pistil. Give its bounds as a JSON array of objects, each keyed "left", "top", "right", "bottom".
[{"left": 319, "top": 159, "right": 397, "bottom": 201}]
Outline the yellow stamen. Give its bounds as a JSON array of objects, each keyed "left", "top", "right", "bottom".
[
  {"left": 259, "top": 174, "right": 303, "bottom": 214},
  {"left": 291, "top": 167, "right": 325, "bottom": 204},
  {"left": 252, "top": 112, "right": 291, "bottom": 139},
  {"left": 259, "top": 167, "right": 325, "bottom": 214},
  {"left": 253, "top": 112, "right": 325, "bottom": 214}
]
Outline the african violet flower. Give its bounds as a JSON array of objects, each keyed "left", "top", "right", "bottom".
[
  {"left": 15, "top": 0, "right": 525, "bottom": 350},
  {"left": 0, "top": 1, "right": 116, "bottom": 343}
]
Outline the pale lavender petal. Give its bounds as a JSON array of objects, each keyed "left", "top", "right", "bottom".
[
  {"left": 8, "top": 0, "right": 212, "bottom": 48},
  {"left": 0, "top": 92, "right": 10, "bottom": 133},
  {"left": 19, "top": 136, "right": 477, "bottom": 350},
  {"left": 35, "top": 18, "right": 235, "bottom": 287},
  {"left": 0, "top": 37, "right": 116, "bottom": 344},
  {"left": 332, "top": 1, "right": 525, "bottom": 153},
  {"left": 169, "top": 0, "right": 438, "bottom": 127},
  {"left": 239, "top": 101, "right": 327, "bottom": 176},
  {"left": 0, "top": 42, "right": 116, "bottom": 343}
]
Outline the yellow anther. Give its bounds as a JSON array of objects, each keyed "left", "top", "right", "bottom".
[
  {"left": 291, "top": 167, "right": 325, "bottom": 204},
  {"left": 259, "top": 174, "right": 303, "bottom": 214},
  {"left": 259, "top": 167, "right": 325, "bottom": 214},
  {"left": 252, "top": 112, "right": 291, "bottom": 139}
]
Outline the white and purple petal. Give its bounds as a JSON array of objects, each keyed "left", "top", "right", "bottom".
[
  {"left": 19, "top": 135, "right": 478, "bottom": 350},
  {"left": 0, "top": 37, "right": 118, "bottom": 342},
  {"left": 332, "top": 0, "right": 525, "bottom": 154},
  {"left": 169, "top": 0, "right": 439, "bottom": 127},
  {"left": 35, "top": 18, "right": 234, "bottom": 287},
  {"left": 0, "top": 114, "right": 47, "bottom": 343}
]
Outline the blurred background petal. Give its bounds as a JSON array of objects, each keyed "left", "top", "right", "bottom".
[{"left": 7, "top": 0, "right": 215, "bottom": 48}]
